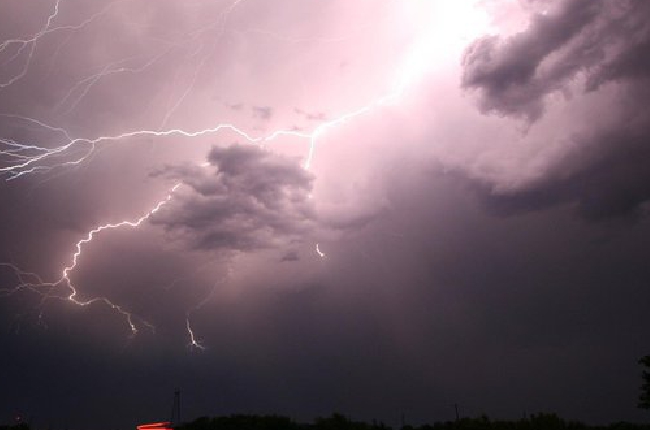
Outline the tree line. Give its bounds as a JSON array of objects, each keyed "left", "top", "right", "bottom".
[
  {"left": 168, "top": 357, "right": 650, "bottom": 430},
  {"left": 173, "top": 412, "right": 650, "bottom": 430},
  {"left": 2, "top": 356, "right": 649, "bottom": 430}
]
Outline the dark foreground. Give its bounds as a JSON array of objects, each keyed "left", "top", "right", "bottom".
[
  {"left": 3, "top": 413, "right": 650, "bottom": 430},
  {"left": 177, "top": 413, "right": 650, "bottom": 430}
]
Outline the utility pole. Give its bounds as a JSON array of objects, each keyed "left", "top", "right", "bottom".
[
  {"left": 171, "top": 389, "right": 181, "bottom": 426},
  {"left": 454, "top": 404, "right": 460, "bottom": 422}
]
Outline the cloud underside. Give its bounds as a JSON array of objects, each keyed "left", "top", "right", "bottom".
[
  {"left": 151, "top": 145, "right": 316, "bottom": 252},
  {"left": 461, "top": 0, "right": 650, "bottom": 219}
]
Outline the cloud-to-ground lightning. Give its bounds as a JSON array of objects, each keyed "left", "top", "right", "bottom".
[
  {"left": 0, "top": 0, "right": 449, "bottom": 347},
  {"left": 186, "top": 318, "right": 205, "bottom": 350},
  {"left": 316, "top": 244, "right": 326, "bottom": 258},
  {"left": 1, "top": 184, "right": 181, "bottom": 335}
]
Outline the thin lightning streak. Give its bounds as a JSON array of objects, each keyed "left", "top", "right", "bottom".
[
  {"left": 186, "top": 317, "right": 205, "bottom": 351},
  {"left": 183, "top": 262, "right": 233, "bottom": 351},
  {"left": 57, "top": 48, "right": 172, "bottom": 115},
  {"left": 0, "top": 115, "right": 311, "bottom": 180},
  {"left": 159, "top": 44, "right": 210, "bottom": 129},
  {"left": 0, "top": 0, "right": 60, "bottom": 89},
  {"left": 40, "top": 31, "right": 74, "bottom": 82},
  {"left": 0, "top": 0, "right": 124, "bottom": 90},
  {"left": 161, "top": 0, "right": 247, "bottom": 128}
]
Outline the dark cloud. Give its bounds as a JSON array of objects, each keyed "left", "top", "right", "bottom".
[
  {"left": 3, "top": 1, "right": 650, "bottom": 428},
  {"left": 294, "top": 108, "right": 328, "bottom": 121},
  {"left": 280, "top": 250, "right": 299, "bottom": 262},
  {"left": 473, "top": 115, "right": 650, "bottom": 220},
  {"left": 461, "top": 0, "right": 650, "bottom": 219},
  {"left": 150, "top": 144, "right": 316, "bottom": 251},
  {"left": 4, "top": 165, "right": 650, "bottom": 428},
  {"left": 252, "top": 106, "right": 273, "bottom": 120},
  {"left": 461, "top": 0, "right": 650, "bottom": 120}
]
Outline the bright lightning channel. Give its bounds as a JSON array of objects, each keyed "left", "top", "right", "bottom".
[
  {"left": 1, "top": 1, "right": 434, "bottom": 179},
  {"left": 0, "top": 0, "right": 438, "bottom": 347},
  {"left": 186, "top": 317, "right": 205, "bottom": 351},
  {"left": 1, "top": 184, "right": 181, "bottom": 336}
]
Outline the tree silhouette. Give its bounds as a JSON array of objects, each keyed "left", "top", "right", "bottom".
[
  {"left": 640, "top": 356, "right": 650, "bottom": 409},
  {"left": 174, "top": 412, "right": 650, "bottom": 430}
]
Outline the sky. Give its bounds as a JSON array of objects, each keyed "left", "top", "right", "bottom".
[{"left": 1, "top": 0, "right": 650, "bottom": 428}]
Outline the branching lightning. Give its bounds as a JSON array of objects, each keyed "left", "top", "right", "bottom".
[
  {"left": 57, "top": 48, "right": 173, "bottom": 115},
  {"left": 0, "top": 0, "right": 441, "bottom": 348},
  {"left": 1, "top": 184, "right": 181, "bottom": 335},
  {"left": 0, "top": 0, "right": 126, "bottom": 90}
]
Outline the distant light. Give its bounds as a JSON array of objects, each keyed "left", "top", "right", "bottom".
[{"left": 137, "top": 422, "right": 174, "bottom": 430}]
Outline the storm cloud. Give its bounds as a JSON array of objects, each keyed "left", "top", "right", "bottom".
[
  {"left": 461, "top": 0, "right": 650, "bottom": 219},
  {"left": 151, "top": 144, "right": 315, "bottom": 251},
  {"left": 2, "top": 1, "right": 650, "bottom": 429}
]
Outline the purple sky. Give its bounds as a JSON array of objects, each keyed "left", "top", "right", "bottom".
[{"left": 2, "top": 0, "right": 650, "bottom": 428}]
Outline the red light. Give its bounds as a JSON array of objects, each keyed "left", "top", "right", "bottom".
[{"left": 137, "top": 422, "right": 173, "bottom": 430}]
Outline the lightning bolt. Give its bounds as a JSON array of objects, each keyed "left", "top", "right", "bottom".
[
  {"left": 1, "top": 0, "right": 436, "bottom": 179},
  {"left": 160, "top": 0, "right": 248, "bottom": 129},
  {"left": 57, "top": 48, "right": 173, "bottom": 115},
  {"left": 0, "top": 0, "right": 61, "bottom": 89},
  {"left": 186, "top": 318, "right": 205, "bottom": 350},
  {"left": 0, "top": 0, "right": 441, "bottom": 346},
  {"left": 182, "top": 260, "right": 235, "bottom": 351},
  {"left": 0, "top": 115, "right": 313, "bottom": 180},
  {"left": 1, "top": 184, "right": 181, "bottom": 335},
  {"left": 0, "top": 0, "right": 126, "bottom": 90}
]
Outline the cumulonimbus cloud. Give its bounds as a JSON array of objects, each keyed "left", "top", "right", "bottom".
[
  {"left": 460, "top": 0, "right": 650, "bottom": 219},
  {"left": 150, "top": 144, "right": 316, "bottom": 251},
  {"left": 461, "top": 0, "right": 602, "bottom": 120}
]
